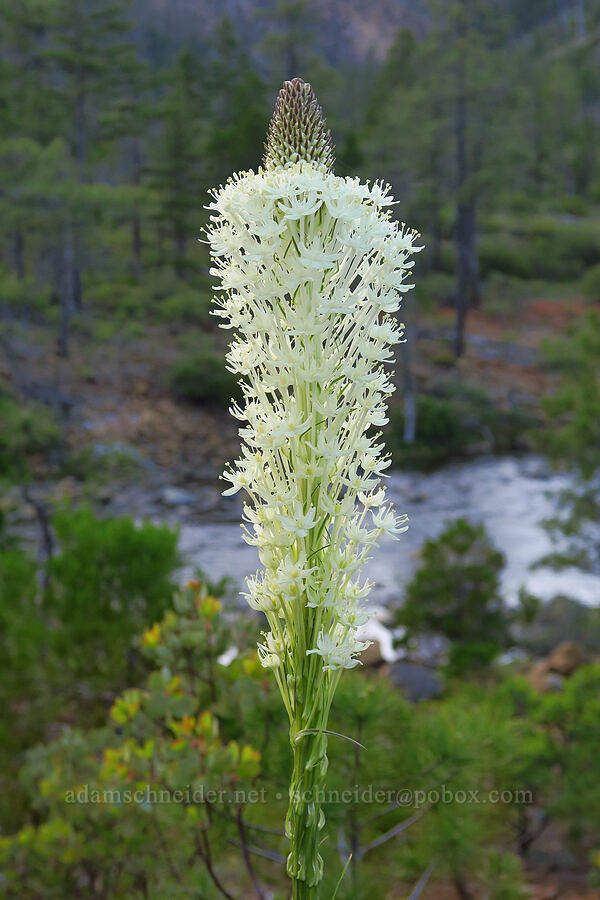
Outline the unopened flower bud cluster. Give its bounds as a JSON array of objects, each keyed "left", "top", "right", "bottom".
[{"left": 207, "top": 161, "right": 421, "bottom": 677}]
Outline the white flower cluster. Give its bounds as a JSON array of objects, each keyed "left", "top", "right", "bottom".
[{"left": 207, "top": 161, "right": 421, "bottom": 676}]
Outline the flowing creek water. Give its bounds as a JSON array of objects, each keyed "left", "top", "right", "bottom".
[
  {"left": 163, "top": 455, "right": 599, "bottom": 619},
  {"left": 15, "top": 453, "right": 598, "bottom": 667}
]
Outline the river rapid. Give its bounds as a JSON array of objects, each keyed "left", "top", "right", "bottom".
[{"left": 167, "top": 455, "right": 599, "bottom": 612}]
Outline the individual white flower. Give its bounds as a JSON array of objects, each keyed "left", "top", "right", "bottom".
[
  {"left": 343, "top": 518, "right": 377, "bottom": 546},
  {"left": 355, "top": 486, "right": 386, "bottom": 507},
  {"left": 372, "top": 508, "right": 410, "bottom": 539},
  {"left": 258, "top": 631, "right": 286, "bottom": 668},
  {"left": 306, "top": 628, "right": 371, "bottom": 671},
  {"left": 337, "top": 602, "right": 370, "bottom": 630},
  {"left": 322, "top": 190, "right": 364, "bottom": 220},
  {"left": 274, "top": 503, "right": 319, "bottom": 539},
  {"left": 344, "top": 578, "right": 373, "bottom": 603},
  {"left": 320, "top": 491, "right": 355, "bottom": 518},
  {"left": 221, "top": 464, "right": 258, "bottom": 497},
  {"left": 243, "top": 572, "right": 279, "bottom": 612},
  {"left": 278, "top": 192, "right": 323, "bottom": 219},
  {"left": 275, "top": 553, "right": 317, "bottom": 602}
]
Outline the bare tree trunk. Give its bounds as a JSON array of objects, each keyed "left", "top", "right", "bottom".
[
  {"left": 75, "top": 90, "right": 87, "bottom": 167},
  {"left": 174, "top": 230, "right": 186, "bottom": 278},
  {"left": 11, "top": 231, "right": 25, "bottom": 280},
  {"left": 427, "top": 120, "right": 444, "bottom": 272},
  {"left": 402, "top": 299, "right": 416, "bottom": 445},
  {"left": 517, "top": 807, "right": 550, "bottom": 858},
  {"left": 21, "top": 485, "right": 54, "bottom": 591},
  {"left": 73, "top": 264, "right": 83, "bottom": 310},
  {"left": 578, "top": 115, "right": 595, "bottom": 199},
  {"left": 131, "top": 140, "right": 143, "bottom": 276},
  {"left": 453, "top": 873, "right": 474, "bottom": 900},
  {"left": 574, "top": 0, "right": 586, "bottom": 38},
  {"left": 453, "top": 8, "right": 479, "bottom": 356},
  {"left": 58, "top": 220, "right": 75, "bottom": 358},
  {"left": 532, "top": 80, "right": 544, "bottom": 194},
  {"left": 429, "top": 203, "right": 443, "bottom": 272},
  {"left": 72, "top": 88, "right": 86, "bottom": 310},
  {"left": 236, "top": 808, "right": 266, "bottom": 900},
  {"left": 348, "top": 718, "right": 364, "bottom": 893},
  {"left": 454, "top": 42, "right": 469, "bottom": 358},
  {"left": 132, "top": 216, "right": 142, "bottom": 274}
]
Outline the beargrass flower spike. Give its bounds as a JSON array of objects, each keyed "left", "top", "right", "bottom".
[{"left": 206, "top": 76, "right": 422, "bottom": 899}]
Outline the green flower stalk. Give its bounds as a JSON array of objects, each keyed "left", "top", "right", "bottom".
[{"left": 207, "top": 77, "right": 421, "bottom": 898}]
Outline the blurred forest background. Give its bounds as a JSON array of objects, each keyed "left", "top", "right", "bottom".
[{"left": 1, "top": 0, "right": 600, "bottom": 898}]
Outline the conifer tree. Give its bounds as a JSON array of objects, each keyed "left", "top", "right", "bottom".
[
  {"left": 0, "top": 0, "right": 62, "bottom": 280},
  {"left": 205, "top": 18, "right": 269, "bottom": 184},
  {"left": 46, "top": 0, "right": 139, "bottom": 309},
  {"left": 258, "top": 0, "right": 320, "bottom": 84},
  {"left": 149, "top": 49, "right": 205, "bottom": 278}
]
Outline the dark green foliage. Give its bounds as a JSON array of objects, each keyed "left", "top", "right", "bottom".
[
  {"left": 0, "top": 512, "right": 42, "bottom": 690},
  {"left": 0, "top": 518, "right": 43, "bottom": 830},
  {"left": 518, "top": 594, "right": 600, "bottom": 657},
  {"left": 170, "top": 353, "right": 240, "bottom": 406},
  {"left": 0, "top": 582, "right": 269, "bottom": 899},
  {"left": 207, "top": 66, "right": 269, "bottom": 175},
  {"left": 554, "top": 195, "right": 588, "bottom": 217},
  {"left": 84, "top": 277, "right": 212, "bottom": 326},
  {"left": 3, "top": 565, "right": 600, "bottom": 896},
  {"left": 399, "top": 518, "right": 510, "bottom": 673},
  {"left": 45, "top": 506, "right": 179, "bottom": 685},
  {"left": 154, "top": 287, "right": 211, "bottom": 326},
  {"left": 0, "top": 581, "right": 538, "bottom": 900},
  {"left": 537, "top": 665, "right": 600, "bottom": 841},
  {"left": 475, "top": 218, "right": 600, "bottom": 283},
  {"left": 324, "top": 674, "right": 532, "bottom": 899},
  {"left": 388, "top": 395, "right": 470, "bottom": 470},
  {"left": 148, "top": 26, "right": 268, "bottom": 279},
  {"left": 1, "top": 0, "right": 600, "bottom": 368},
  {"left": 0, "top": 507, "right": 179, "bottom": 831},
  {"left": 58, "top": 445, "right": 145, "bottom": 485},
  {"left": 478, "top": 235, "right": 535, "bottom": 280},
  {"left": 498, "top": 666, "right": 600, "bottom": 879},
  {"left": 414, "top": 271, "right": 456, "bottom": 309},
  {"left": 533, "top": 310, "right": 600, "bottom": 581},
  {"left": 388, "top": 383, "right": 533, "bottom": 470},
  {"left": 85, "top": 280, "right": 151, "bottom": 318},
  {"left": 0, "top": 389, "right": 60, "bottom": 482},
  {"left": 0, "top": 507, "right": 179, "bottom": 822},
  {"left": 539, "top": 310, "right": 600, "bottom": 477},
  {"left": 148, "top": 49, "right": 205, "bottom": 274},
  {"left": 48, "top": 0, "right": 139, "bottom": 159},
  {"left": 205, "top": 17, "right": 269, "bottom": 180},
  {"left": 0, "top": 541, "right": 39, "bottom": 669},
  {"left": 536, "top": 478, "right": 600, "bottom": 574},
  {"left": 526, "top": 219, "right": 600, "bottom": 276},
  {"left": 581, "top": 262, "right": 600, "bottom": 300}
]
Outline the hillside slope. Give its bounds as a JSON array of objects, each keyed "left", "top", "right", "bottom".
[{"left": 133, "top": 0, "right": 428, "bottom": 63}]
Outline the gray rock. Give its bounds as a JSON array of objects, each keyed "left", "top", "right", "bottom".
[
  {"left": 161, "top": 486, "right": 197, "bottom": 507},
  {"left": 388, "top": 662, "right": 443, "bottom": 702},
  {"left": 400, "top": 634, "right": 450, "bottom": 668}
]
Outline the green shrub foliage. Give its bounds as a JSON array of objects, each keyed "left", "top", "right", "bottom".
[
  {"left": 45, "top": 507, "right": 180, "bottom": 686},
  {"left": 0, "top": 390, "right": 60, "bottom": 482},
  {"left": 400, "top": 518, "right": 510, "bottom": 673},
  {"left": 170, "top": 353, "right": 240, "bottom": 405},
  {"left": 0, "top": 579, "right": 540, "bottom": 900}
]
